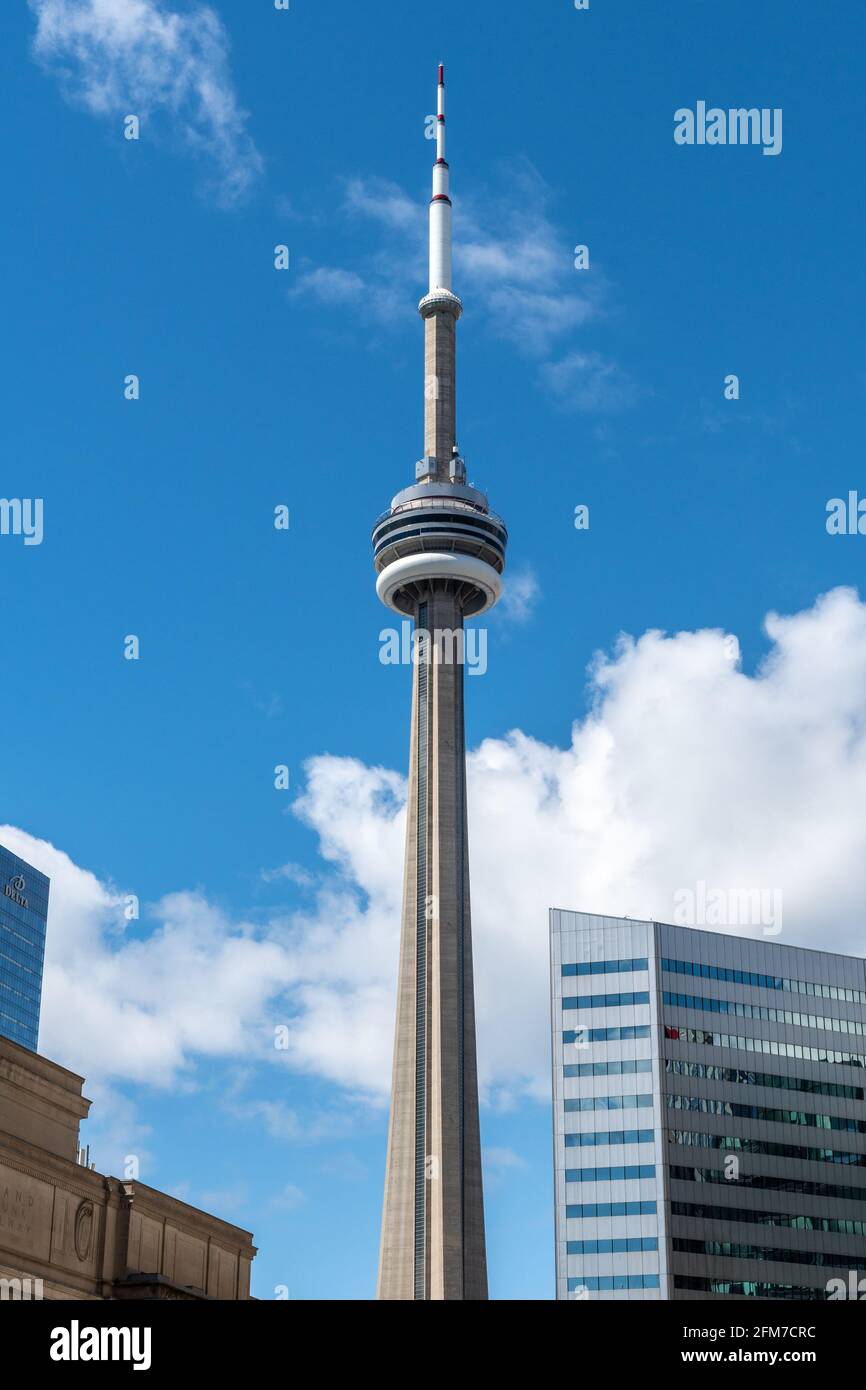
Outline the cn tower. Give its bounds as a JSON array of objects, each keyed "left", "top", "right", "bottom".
[{"left": 372, "top": 65, "right": 507, "bottom": 1301}]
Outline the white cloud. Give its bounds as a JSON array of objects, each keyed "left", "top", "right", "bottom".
[
  {"left": 298, "top": 161, "right": 605, "bottom": 359},
  {"left": 455, "top": 165, "right": 603, "bottom": 355},
  {"left": 291, "top": 266, "right": 366, "bottom": 305},
  {"left": 28, "top": 0, "right": 262, "bottom": 204},
  {"left": 270, "top": 1182, "right": 306, "bottom": 1212},
  {"left": 540, "top": 351, "right": 644, "bottom": 413},
  {"left": 484, "top": 1146, "right": 527, "bottom": 1173},
  {"left": 0, "top": 830, "right": 289, "bottom": 1087},
  {"left": 497, "top": 567, "right": 540, "bottom": 626},
  {"left": 344, "top": 176, "right": 420, "bottom": 232},
  {"left": 7, "top": 587, "right": 866, "bottom": 1119},
  {"left": 76, "top": 1079, "right": 153, "bottom": 1176},
  {"left": 483, "top": 1147, "right": 528, "bottom": 1189},
  {"left": 284, "top": 585, "right": 866, "bottom": 1104},
  {"left": 261, "top": 862, "right": 315, "bottom": 889},
  {"left": 197, "top": 1183, "right": 247, "bottom": 1216}
]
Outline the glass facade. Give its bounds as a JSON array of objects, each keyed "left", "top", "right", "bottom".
[
  {"left": 0, "top": 844, "right": 49, "bottom": 1051},
  {"left": 551, "top": 910, "right": 866, "bottom": 1300}
]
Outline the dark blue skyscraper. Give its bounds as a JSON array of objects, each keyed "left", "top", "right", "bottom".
[{"left": 0, "top": 844, "right": 49, "bottom": 1051}]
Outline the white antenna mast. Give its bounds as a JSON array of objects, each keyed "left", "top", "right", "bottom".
[{"left": 429, "top": 64, "right": 452, "bottom": 292}]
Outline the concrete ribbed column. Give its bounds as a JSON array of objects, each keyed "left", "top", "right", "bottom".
[
  {"left": 376, "top": 587, "right": 488, "bottom": 1300},
  {"left": 422, "top": 306, "right": 458, "bottom": 477}
]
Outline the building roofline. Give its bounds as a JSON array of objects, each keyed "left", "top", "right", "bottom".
[{"left": 548, "top": 907, "right": 866, "bottom": 966}]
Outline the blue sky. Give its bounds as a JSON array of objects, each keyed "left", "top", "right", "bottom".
[{"left": 3, "top": 0, "right": 866, "bottom": 1300}]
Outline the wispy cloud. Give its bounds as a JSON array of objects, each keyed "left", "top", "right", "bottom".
[
  {"left": 291, "top": 157, "right": 637, "bottom": 407},
  {"left": 497, "top": 566, "right": 541, "bottom": 626},
  {"left": 198, "top": 1183, "right": 248, "bottom": 1217},
  {"left": 291, "top": 176, "right": 422, "bottom": 322},
  {"left": 237, "top": 681, "right": 284, "bottom": 719},
  {"left": 261, "top": 862, "right": 316, "bottom": 889},
  {"left": 270, "top": 1182, "right": 306, "bottom": 1212},
  {"left": 292, "top": 266, "right": 366, "bottom": 306},
  {"left": 540, "top": 350, "right": 645, "bottom": 414},
  {"left": 28, "top": 0, "right": 263, "bottom": 205},
  {"left": 483, "top": 1146, "right": 528, "bottom": 1189},
  {"left": 456, "top": 162, "right": 603, "bottom": 356},
  {"left": 344, "top": 175, "right": 420, "bottom": 231},
  {"left": 338, "top": 159, "right": 603, "bottom": 357},
  {"left": 483, "top": 1147, "right": 528, "bottom": 1177}
]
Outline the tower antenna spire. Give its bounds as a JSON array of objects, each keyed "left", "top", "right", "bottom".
[
  {"left": 429, "top": 62, "right": 451, "bottom": 293},
  {"left": 416, "top": 63, "right": 463, "bottom": 482}
]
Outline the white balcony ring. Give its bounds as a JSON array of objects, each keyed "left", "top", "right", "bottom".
[{"left": 376, "top": 551, "right": 503, "bottom": 616}]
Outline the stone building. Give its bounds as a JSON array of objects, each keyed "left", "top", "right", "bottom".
[{"left": 0, "top": 1034, "right": 256, "bottom": 1300}]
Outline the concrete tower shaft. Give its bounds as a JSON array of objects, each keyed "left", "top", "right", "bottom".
[
  {"left": 377, "top": 587, "right": 488, "bottom": 1301},
  {"left": 421, "top": 297, "right": 460, "bottom": 475}
]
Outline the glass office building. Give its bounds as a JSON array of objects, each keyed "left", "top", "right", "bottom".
[
  {"left": 550, "top": 910, "right": 866, "bottom": 1299},
  {"left": 0, "top": 844, "right": 49, "bottom": 1051}
]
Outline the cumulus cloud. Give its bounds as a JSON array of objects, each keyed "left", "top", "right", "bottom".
[
  {"left": 27, "top": 0, "right": 262, "bottom": 204},
  {"left": 0, "top": 829, "right": 289, "bottom": 1087},
  {"left": 7, "top": 587, "right": 866, "bottom": 1117}
]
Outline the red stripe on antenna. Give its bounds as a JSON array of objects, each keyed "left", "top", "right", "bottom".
[{"left": 439, "top": 64, "right": 445, "bottom": 85}]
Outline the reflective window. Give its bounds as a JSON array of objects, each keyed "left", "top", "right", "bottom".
[
  {"left": 674, "top": 1276, "right": 828, "bottom": 1300},
  {"left": 674, "top": 1236, "right": 866, "bottom": 1268},
  {"left": 566, "top": 1201, "right": 657, "bottom": 1219},
  {"left": 565, "top": 1058, "right": 653, "bottom": 1079},
  {"left": 0, "top": 846, "right": 49, "bottom": 1052},
  {"left": 568, "top": 1275, "right": 660, "bottom": 1292},
  {"left": 565, "top": 1129, "right": 654, "bottom": 1148},
  {"left": 662, "top": 957, "right": 866, "bottom": 1005},
  {"left": 670, "top": 1199, "right": 866, "bottom": 1238},
  {"left": 671, "top": 1163, "right": 866, "bottom": 1205},
  {"left": 563, "top": 1025, "right": 652, "bottom": 1045},
  {"left": 666, "top": 1092, "right": 866, "bottom": 1134},
  {"left": 663, "top": 990, "right": 866, "bottom": 1036},
  {"left": 665, "top": 1057, "right": 863, "bottom": 1100},
  {"left": 565, "top": 1164, "right": 656, "bottom": 1183},
  {"left": 565, "top": 1093, "right": 653, "bottom": 1113},
  {"left": 664, "top": 1025, "right": 866, "bottom": 1069},
  {"left": 669, "top": 1129, "right": 866, "bottom": 1167},
  {"left": 568, "top": 1237, "right": 658, "bottom": 1254},
  {"left": 562, "top": 958, "right": 649, "bottom": 977},
  {"left": 563, "top": 991, "right": 650, "bottom": 1012}
]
